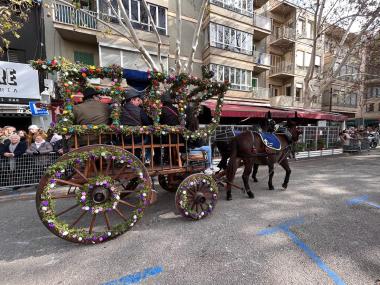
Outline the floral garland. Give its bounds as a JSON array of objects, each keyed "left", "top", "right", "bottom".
[
  {"left": 177, "top": 174, "right": 218, "bottom": 220},
  {"left": 31, "top": 58, "right": 228, "bottom": 140},
  {"left": 38, "top": 147, "right": 150, "bottom": 244}
]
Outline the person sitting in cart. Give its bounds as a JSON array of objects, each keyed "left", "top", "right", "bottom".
[
  {"left": 73, "top": 87, "right": 110, "bottom": 125},
  {"left": 120, "top": 87, "right": 152, "bottom": 164}
]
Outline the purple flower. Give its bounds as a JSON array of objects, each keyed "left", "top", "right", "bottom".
[
  {"left": 50, "top": 179, "right": 56, "bottom": 183},
  {"left": 48, "top": 223, "right": 55, "bottom": 229},
  {"left": 50, "top": 122, "right": 55, "bottom": 127},
  {"left": 80, "top": 68, "right": 88, "bottom": 73},
  {"left": 137, "top": 208, "right": 143, "bottom": 213},
  {"left": 66, "top": 98, "right": 71, "bottom": 102},
  {"left": 41, "top": 201, "right": 49, "bottom": 206}
]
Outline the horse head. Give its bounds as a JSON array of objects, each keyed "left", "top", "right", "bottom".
[{"left": 286, "top": 112, "right": 301, "bottom": 143}]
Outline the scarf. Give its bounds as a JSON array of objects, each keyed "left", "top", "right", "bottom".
[
  {"left": 9, "top": 143, "right": 19, "bottom": 153},
  {"left": 35, "top": 140, "right": 46, "bottom": 149}
]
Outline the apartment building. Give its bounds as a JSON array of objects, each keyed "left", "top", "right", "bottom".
[{"left": 322, "top": 27, "right": 360, "bottom": 119}]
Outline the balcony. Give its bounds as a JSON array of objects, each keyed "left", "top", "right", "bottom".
[
  {"left": 253, "top": 51, "right": 271, "bottom": 72},
  {"left": 269, "top": 61, "right": 295, "bottom": 79},
  {"left": 209, "top": 0, "right": 253, "bottom": 17},
  {"left": 270, "top": 26, "right": 295, "bottom": 47},
  {"left": 53, "top": 2, "right": 98, "bottom": 42},
  {"left": 252, "top": 87, "right": 270, "bottom": 100},
  {"left": 253, "top": 13, "right": 272, "bottom": 40},
  {"left": 54, "top": 3, "right": 97, "bottom": 30},
  {"left": 255, "top": 0, "right": 269, "bottom": 8},
  {"left": 268, "top": 0, "right": 297, "bottom": 15}
]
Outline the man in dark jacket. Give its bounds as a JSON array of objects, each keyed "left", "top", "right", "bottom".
[
  {"left": 0, "top": 134, "right": 27, "bottom": 157},
  {"left": 73, "top": 87, "right": 110, "bottom": 125},
  {"left": 120, "top": 87, "right": 151, "bottom": 126},
  {"left": 160, "top": 92, "right": 180, "bottom": 126}
]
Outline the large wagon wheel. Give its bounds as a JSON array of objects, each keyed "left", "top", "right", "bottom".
[
  {"left": 36, "top": 145, "right": 151, "bottom": 244},
  {"left": 158, "top": 173, "right": 189, "bottom": 192},
  {"left": 175, "top": 174, "right": 218, "bottom": 220}
]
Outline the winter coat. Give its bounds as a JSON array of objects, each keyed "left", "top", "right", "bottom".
[
  {"left": 73, "top": 99, "right": 110, "bottom": 125},
  {"left": 120, "top": 103, "right": 151, "bottom": 126},
  {"left": 0, "top": 141, "right": 27, "bottom": 157},
  {"left": 160, "top": 104, "right": 180, "bottom": 126},
  {"left": 26, "top": 142, "right": 53, "bottom": 155}
]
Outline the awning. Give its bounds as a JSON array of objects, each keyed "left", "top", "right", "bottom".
[
  {"left": 203, "top": 102, "right": 348, "bottom": 121},
  {"left": 203, "top": 102, "right": 295, "bottom": 118}
]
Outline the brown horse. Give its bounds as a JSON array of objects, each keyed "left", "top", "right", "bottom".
[{"left": 225, "top": 119, "right": 301, "bottom": 200}]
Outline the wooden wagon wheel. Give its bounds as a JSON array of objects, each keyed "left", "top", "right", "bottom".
[
  {"left": 36, "top": 145, "right": 151, "bottom": 244},
  {"left": 158, "top": 173, "right": 189, "bottom": 192},
  {"left": 175, "top": 174, "right": 218, "bottom": 220}
]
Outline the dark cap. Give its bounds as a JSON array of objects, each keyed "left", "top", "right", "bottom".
[
  {"left": 161, "top": 92, "right": 172, "bottom": 104},
  {"left": 124, "top": 87, "right": 144, "bottom": 100},
  {"left": 83, "top": 87, "right": 100, "bottom": 100}
]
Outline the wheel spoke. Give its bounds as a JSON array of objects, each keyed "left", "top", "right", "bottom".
[
  {"left": 73, "top": 167, "right": 88, "bottom": 182},
  {"left": 114, "top": 208, "right": 128, "bottom": 221},
  {"left": 51, "top": 194, "right": 76, "bottom": 200},
  {"left": 56, "top": 204, "right": 79, "bottom": 217},
  {"left": 114, "top": 164, "right": 128, "bottom": 180},
  {"left": 103, "top": 212, "right": 111, "bottom": 230},
  {"left": 119, "top": 199, "right": 137, "bottom": 208},
  {"left": 89, "top": 214, "right": 97, "bottom": 234},
  {"left": 70, "top": 211, "right": 87, "bottom": 228},
  {"left": 90, "top": 160, "right": 98, "bottom": 176},
  {"left": 105, "top": 159, "right": 112, "bottom": 176},
  {"left": 100, "top": 157, "right": 103, "bottom": 173},
  {"left": 55, "top": 178, "right": 83, "bottom": 188}
]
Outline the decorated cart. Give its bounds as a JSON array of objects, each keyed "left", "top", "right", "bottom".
[{"left": 31, "top": 58, "right": 228, "bottom": 244}]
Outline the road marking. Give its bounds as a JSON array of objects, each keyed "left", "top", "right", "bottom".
[
  {"left": 102, "top": 266, "right": 163, "bottom": 285},
  {"left": 258, "top": 218, "right": 346, "bottom": 285},
  {"left": 346, "top": 195, "right": 380, "bottom": 209}
]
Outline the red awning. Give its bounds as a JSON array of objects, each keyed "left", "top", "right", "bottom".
[
  {"left": 203, "top": 102, "right": 347, "bottom": 121},
  {"left": 203, "top": 102, "right": 295, "bottom": 118}
]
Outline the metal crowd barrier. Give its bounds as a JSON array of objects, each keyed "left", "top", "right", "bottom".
[
  {"left": 343, "top": 138, "right": 370, "bottom": 152},
  {"left": 0, "top": 153, "right": 60, "bottom": 190}
]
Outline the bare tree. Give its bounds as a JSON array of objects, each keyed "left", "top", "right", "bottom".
[
  {"left": 296, "top": 0, "right": 380, "bottom": 108},
  {"left": 0, "top": 0, "right": 33, "bottom": 53}
]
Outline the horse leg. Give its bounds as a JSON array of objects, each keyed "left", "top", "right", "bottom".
[
  {"left": 226, "top": 157, "right": 239, "bottom": 200},
  {"left": 279, "top": 157, "right": 291, "bottom": 190},
  {"left": 242, "top": 158, "right": 254, "bottom": 199},
  {"left": 251, "top": 163, "right": 259, "bottom": 182},
  {"left": 268, "top": 163, "right": 275, "bottom": 190}
]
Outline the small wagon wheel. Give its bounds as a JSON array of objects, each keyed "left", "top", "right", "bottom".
[
  {"left": 36, "top": 145, "right": 151, "bottom": 244},
  {"left": 175, "top": 174, "right": 218, "bottom": 220},
  {"left": 158, "top": 173, "right": 189, "bottom": 192}
]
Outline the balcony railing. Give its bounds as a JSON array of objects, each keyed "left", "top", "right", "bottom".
[
  {"left": 252, "top": 87, "right": 270, "bottom": 100},
  {"left": 253, "top": 51, "right": 271, "bottom": 66},
  {"left": 209, "top": 0, "right": 253, "bottom": 17},
  {"left": 270, "top": 61, "right": 294, "bottom": 75},
  {"left": 253, "top": 13, "right": 272, "bottom": 31},
  {"left": 54, "top": 2, "right": 98, "bottom": 30},
  {"left": 270, "top": 26, "right": 296, "bottom": 43}
]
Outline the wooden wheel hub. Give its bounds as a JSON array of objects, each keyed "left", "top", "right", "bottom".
[
  {"left": 194, "top": 192, "right": 206, "bottom": 204},
  {"left": 92, "top": 187, "right": 110, "bottom": 204}
]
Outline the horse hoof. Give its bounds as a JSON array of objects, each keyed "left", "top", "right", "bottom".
[
  {"left": 253, "top": 178, "right": 258, "bottom": 183},
  {"left": 247, "top": 191, "right": 254, "bottom": 199},
  {"left": 281, "top": 185, "right": 287, "bottom": 191},
  {"left": 226, "top": 193, "right": 232, "bottom": 200},
  {"left": 268, "top": 187, "right": 275, "bottom": 191}
]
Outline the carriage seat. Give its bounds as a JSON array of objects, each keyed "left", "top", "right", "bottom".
[
  {"left": 181, "top": 150, "right": 207, "bottom": 162},
  {"left": 255, "top": 131, "right": 281, "bottom": 151}
]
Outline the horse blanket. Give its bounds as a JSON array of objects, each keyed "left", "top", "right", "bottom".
[{"left": 256, "top": 132, "right": 281, "bottom": 151}]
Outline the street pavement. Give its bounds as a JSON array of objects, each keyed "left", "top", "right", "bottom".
[{"left": 0, "top": 150, "right": 379, "bottom": 285}]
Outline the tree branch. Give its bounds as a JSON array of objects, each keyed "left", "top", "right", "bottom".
[
  {"left": 175, "top": 0, "right": 182, "bottom": 74},
  {"left": 186, "top": 0, "right": 207, "bottom": 75}
]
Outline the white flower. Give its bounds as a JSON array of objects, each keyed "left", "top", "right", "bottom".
[
  {"left": 78, "top": 237, "right": 83, "bottom": 241},
  {"left": 82, "top": 206, "right": 90, "bottom": 211},
  {"left": 142, "top": 193, "right": 147, "bottom": 197},
  {"left": 130, "top": 223, "right": 134, "bottom": 227},
  {"left": 182, "top": 190, "right": 186, "bottom": 195},
  {"left": 50, "top": 183, "right": 56, "bottom": 188},
  {"left": 47, "top": 219, "right": 53, "bottom": 223},
  {"left": 185, "top": 211, "right": 189, "bottom": 216},
  {"left": 94, "top": 209, "right": 99, "bottom": 214},
  {"left": 201, "top": 212, "right": 204, "bottom": 216},
  {"left": 202, "top": 179, "right": 206, "bottom": 183},
  {"left": 114, "top": 195, "right": 120, "bottom": 200},
  {"left": 107, "top": 232, "right": 112, "bottom": 236},
  {"left": 41, "top": 206, "right": 47, "bottom": 211},
  {"left": 120, "top": 160, "right": 124, "bottom": 164},
  {"left": 101, "top": 152, "right": 106, "bottom": 157},
  {"left": 42, "top": 64, "right": 47, "bottom": 69},
  {"left": 133, "top": 215, "right": 137, "bottom": 220},
  {"left": 60, "top": 169, "right": 65, "bottom": 173},
  {"left": 62, "top": 231, "right": 68, "bottom": 236},
  {"left": 81, "top": 195, "right": 86, "bottom": 201},
  {"left": 209, "top": 204, "right": 213, "bottom": 209}
]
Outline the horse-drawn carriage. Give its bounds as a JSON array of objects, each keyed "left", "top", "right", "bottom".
[{"left": 32, "top": 58, "right": 228, "bottom": 244}]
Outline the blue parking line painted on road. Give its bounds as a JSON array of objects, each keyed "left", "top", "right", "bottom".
[
  {"left": 258, "top": 219, "right": 346, "bottom": 285},
  {"left": 102, "top": 266, "right": 163, "bottom": 285},
  {"left": 347, "top": 195, "right": 380, "bottom": 209},
  {"left": 281, "top": 228, "right": 346, "bottom": 285}
]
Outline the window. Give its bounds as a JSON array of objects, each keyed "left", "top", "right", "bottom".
[
  {"left": 297, "top": 19, "right": 305, "bottom": 36},
  {"left": 209, "top": 0, "right": 253, "bottom": 17},
  {"left": 296, "top": 50, "right": 304, "bottom": 66},
  {"left": 306, "top": 21, "right": 313, "bottom": 38},
  {"left": 296, "top": 83, "right": 303, "bottom": 101},
  {"left": 100, "top": 0, "right": 167, "bottom": 35},
  {"left": 367, "top": 103, "right": 375, "bottom": 112},
  {"left": 210, "top": 64, "right": 252, "bottom": 91},
  {"left": 209, "top": 23, "right": 253, "bottom": 55},
  {"left": 74, "top": 51, "right": 95, "bottom": 65},
  {"left": 252, "top": 77, "right": 258, "bottom": 89}
]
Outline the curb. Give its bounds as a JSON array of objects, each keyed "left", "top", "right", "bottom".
[{"left": 0, "top": 191, "right": 35, "bottom": 202}]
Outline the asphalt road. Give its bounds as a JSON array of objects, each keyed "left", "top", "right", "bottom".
[{"left": 0, "top": 151, "right": 379, "bottom": 285}]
